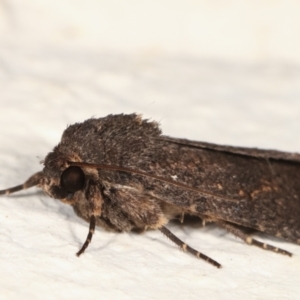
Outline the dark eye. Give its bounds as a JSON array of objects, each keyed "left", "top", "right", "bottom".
[{"left": 60, "top": 166, "right": 85, "bottom": 193}]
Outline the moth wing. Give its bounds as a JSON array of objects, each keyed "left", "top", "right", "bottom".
[
  {"left": 155, "top": 136, "right": 300, "bottom": 244},
  {"left": 159, "top": 136, "right": 300, "bottom": 162}
]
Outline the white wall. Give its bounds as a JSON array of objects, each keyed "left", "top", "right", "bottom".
[{"left": 1, "top": 0, "right": 300, "bottom": 63}]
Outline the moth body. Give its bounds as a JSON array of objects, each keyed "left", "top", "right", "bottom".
[{"left": 1, "top": 113, "right": 300, "bottom": 267}]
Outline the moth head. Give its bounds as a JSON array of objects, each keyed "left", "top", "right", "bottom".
[
  {"left": 42, "top": 165, "right": 86, "bottom": 203},
  {"left": 41, "top": 150, "right": 87, "bottom": 202},
  {"left": 0, "top": 147, "right": 86, "bottom": 200}
]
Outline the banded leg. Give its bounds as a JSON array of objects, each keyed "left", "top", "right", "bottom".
[
  {"left": 76, "top": 181, "right": 102, "bottom": 256},
  {"left": 76, "top": 215, "right": 96, "bottom": 256},
  {"left": 159, "top": 226, "right": 221, "bottom": 268},
  {"left": 0, "top": 172, "right": 43, "bottom": 195},
  {"left": 217, "top": 220, "right": 292, "bottom": 256}
]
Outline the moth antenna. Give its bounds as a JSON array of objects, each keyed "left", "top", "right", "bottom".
[
  {"left": 0, "top": 172, "right": 43, "bottom": 196},
  {"left": 68, "top": 162, "right": 238, "bottom": 203},
  {"left": 159, "top": 226, "right": 222, "bottom": 268}
]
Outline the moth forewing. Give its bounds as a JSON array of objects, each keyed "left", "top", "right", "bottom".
[
  {"left": 153, "top": 136, "right": 300, "bottom": 245},
  {"left": 1, "top": 113, "right": 299, "bottom": 268}
]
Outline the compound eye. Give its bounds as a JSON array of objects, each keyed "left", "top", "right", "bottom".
[{"left": 60, "top": 166, "right": 85, "bottom": 193}]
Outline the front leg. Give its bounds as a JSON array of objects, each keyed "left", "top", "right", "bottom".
[{"left": 77, "top": 180, "right": 103, "bottom": 256}]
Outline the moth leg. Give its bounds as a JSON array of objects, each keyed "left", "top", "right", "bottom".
[
  {"left": 76, "top": 215, "right": 96, "bottom": 256},
  {"left": 0, "top": 172, "right": 43, "bottom": 195},
  {"left": 179, "top": 212, "right": 184, "bottom": 223},
  {"left": 76, "top": 181, "right": 102, "bottom": 256},
  {"left": 159, "top": 226, "right": 222, "bottom": 268},
  {"left": 217, "top": 220, "right": 292, "bottom": 256}
]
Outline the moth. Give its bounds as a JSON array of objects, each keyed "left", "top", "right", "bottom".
[{"left": 1, "top": 114, "right": 300, "bottom": 268}]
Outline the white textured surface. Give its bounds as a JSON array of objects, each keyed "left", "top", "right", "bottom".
[{"left": 0, "top": 1, "right": 300, "bottom": 300}]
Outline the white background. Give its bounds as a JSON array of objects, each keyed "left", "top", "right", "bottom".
[{"left": 0, "top": 1, "right": 300, "bottom": 299}]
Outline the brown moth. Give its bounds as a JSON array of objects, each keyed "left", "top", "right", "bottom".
[{"left": 1, "top": 113, "right": 300, "bottom": 268}]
